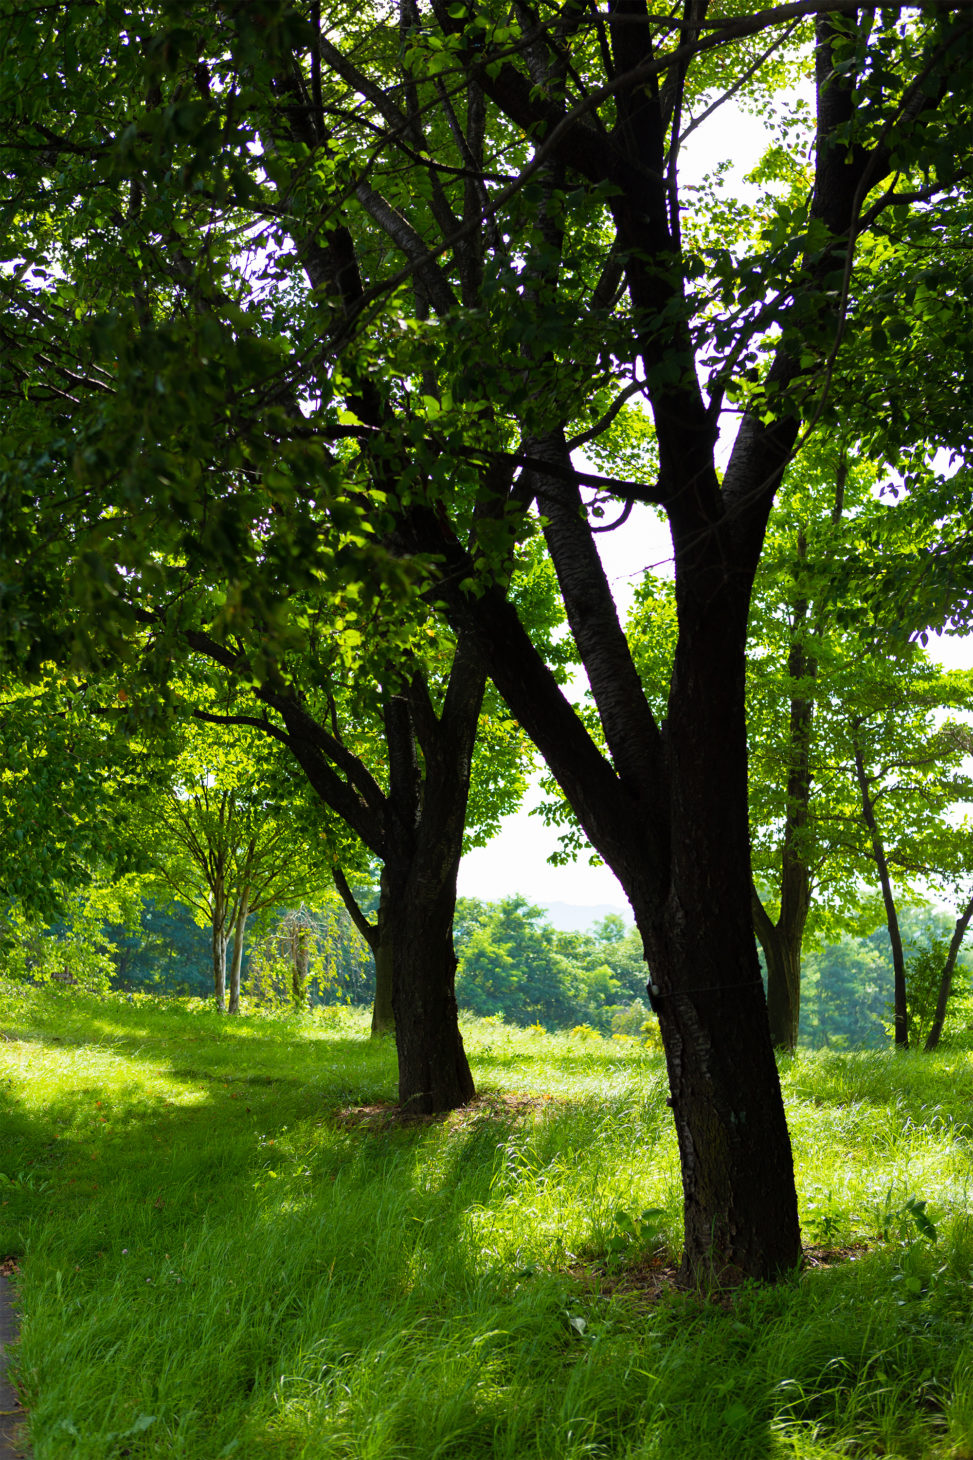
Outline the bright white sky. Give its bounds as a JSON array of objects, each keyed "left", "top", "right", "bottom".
[{"left": 457, "top": 101, "right": 972, "bottom": 914}]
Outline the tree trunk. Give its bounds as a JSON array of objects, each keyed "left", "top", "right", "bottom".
[
  {"left": 924, "top": 890, "right": 973, "bottom": 1051},
  {"left": 383, "top": 678, "right": 478, "bottom": 1114},
  {"left": 332, "top": 865, "right": 395, "bottom": 1036},
  {"left": 212, "top": 922, "right": 227, "bottom": 1012},
  {"left": 753, "top": 895, "right": 803, "bottom": 1055},
  {"left": 370, "top": 930, "right": 395, "bottom": 1036},
  {"left": 634, "top": 600, "right": 801, "bottom": 1283},
  {"left": 227, "top": 890, "right": 249, "bottom": 1016},
  {"left": 417, "top": 438, "right": 803, "bottom": 1278},
  {"left": 292, "top": 919, "right": 310, "bottom": 1011},
  {"left": 645, "top": 923, "right": 800, "bottom": 1285},
  {"left": 852, "top": 735, "right": 908, "bottom": 1047},
  {"left": 762, "top": 562, "right": 816, "bottom": 1051},
  {"left": 386, "top": 857, "right": 475, "bottom": 1115}
]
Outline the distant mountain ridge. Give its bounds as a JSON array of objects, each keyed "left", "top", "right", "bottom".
[{"left": 542, "top": 901, "right": 632, "bottom": 932}]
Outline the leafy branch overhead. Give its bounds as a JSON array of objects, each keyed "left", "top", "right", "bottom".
[{"left": 0, "top": 0, "right": 969, "bottom": 1283}]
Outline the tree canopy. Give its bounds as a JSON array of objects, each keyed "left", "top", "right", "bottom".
[{"left": 1, "top": 0, "right": 970, "bottom": 1283}]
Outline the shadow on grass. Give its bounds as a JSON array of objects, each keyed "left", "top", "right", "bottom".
[{"left": 2, "top": 991, "right": 971, "bottom": 1458}]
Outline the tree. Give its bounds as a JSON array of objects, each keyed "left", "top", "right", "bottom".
[
  {"left": 0, "top": 676, "right": 148, "bottom": 922},
  {"left": 742, "top": 449, "right": 973, "bottom": 1051},
  {"left": 839, "top": 669, "right": 973, "bottom": 1046},
  {"left": 1, "top": 0, "right": 970, "bottom": 1279},
  {"left": 139, "top": 709, "right": 335, "bottom": 1013}
]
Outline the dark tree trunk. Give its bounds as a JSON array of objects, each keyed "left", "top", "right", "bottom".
[
  {"left": 386, "top": 857, "right": 475, "bottom": 1114},
  {"left": 924, "top": 891, "right": 973, "bottom": 1051},
  {"left": 370, "top": 932, "right": 395, "bottom": 1037},
  {"left": 645, "top": 926, "right": 799, "bottom": 1283},
  {"left": 639, "top": 560, "right": 800, "bottom": 1283},
  {"left": 320, "top": 641, "right": 485, "bottom": 1110},
  {"left": 381, "top": 665, "right": 480, "bottom": 1114}
]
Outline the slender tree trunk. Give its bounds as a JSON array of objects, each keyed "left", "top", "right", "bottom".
[
  {"left": 924, "top": 891, "right": 973, "bottom": 1051},
  {"left": 753, "top": 895, "right": 803, "bottom": 1055},
  {"left": 760, "top": 556, "right": 816, "bottom": 1051},
  {"left": 212, "top": 922, "right": 227, "bottom": 1012},
  {"left": 370, "top": 929, "right": 395, "bottom": 1036},
  {"left": 852, "top": 734, "right": 908, "bottom": 1047},
  {"left": 227, "top": 889, "right": 249, "bottom": 1015},
  {"left": 759, "top": 472, "right": 843, "bottom": 1049},
  {"left": 333, "top": 866, "right": 395, "bottom": 1036},
  {"left": 292, "top": 919, "right": 310, "bottom": 1011}
]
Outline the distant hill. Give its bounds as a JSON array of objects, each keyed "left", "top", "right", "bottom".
[{"left": 542, "top": 901, "right": 632, "bottom": 932}]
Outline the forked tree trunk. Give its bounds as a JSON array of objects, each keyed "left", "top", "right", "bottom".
[
  {"left": 422, "top": 430, "right": 803, "bottom": 1279},
  {"left": 382, "top": 683, "right": 478, "bottom": 1114}
]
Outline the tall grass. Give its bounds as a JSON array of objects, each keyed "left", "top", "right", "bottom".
[{"left": 1, "top": 984, "right": 972, "bottom": 1458}]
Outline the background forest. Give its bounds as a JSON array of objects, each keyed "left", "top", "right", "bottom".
[{"left": 10, "top": 883, "right": 973, "bottom": 1053}]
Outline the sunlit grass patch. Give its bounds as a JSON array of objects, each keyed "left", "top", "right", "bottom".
[{"left": 1, "top": 988, "right": 972, "bottom": 1457}]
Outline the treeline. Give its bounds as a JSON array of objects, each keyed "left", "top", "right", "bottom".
[{"left": 29, "top": 892, "right": 970, "bottom": 1051}]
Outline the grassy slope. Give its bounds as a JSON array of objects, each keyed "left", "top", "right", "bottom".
[{"left": 0, "top": 986, "right": 972, "bottom": 1459}]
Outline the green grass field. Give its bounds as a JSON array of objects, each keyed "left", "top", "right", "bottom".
[{"left": 1, "top": 984, "right": 972, "bottom": 1459}]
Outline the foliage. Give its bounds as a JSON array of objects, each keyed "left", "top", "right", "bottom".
[
  {"left": 105, "top": 898, "right": 213, "bottom": 996},
  {"left": 454, "top": 897, "right": 649, "bottom": 1035},
  {"left": 243, "top": 899, "right": 371, "bottom": 1012},
  {"left": 800, "top": 906, "right": 973, "bottom": 1050},
  {"left": 0, "top": 677, "right": 151, "bottom": 921},
  {"left": 0, "top": 878, "right": 144, "bottom": 992}
]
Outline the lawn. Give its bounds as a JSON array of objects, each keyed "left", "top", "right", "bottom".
[{"left": 1, "top": 984, "right": 972, "bottom": 1458}]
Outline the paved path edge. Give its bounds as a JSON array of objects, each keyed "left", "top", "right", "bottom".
[{"left": 0, "top": 1272, "right": 29, "bottom": 1460}]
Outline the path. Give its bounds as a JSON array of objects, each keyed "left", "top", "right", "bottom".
[{"left": 0, "top": 1270, "right": 28, "bottom": 1460}]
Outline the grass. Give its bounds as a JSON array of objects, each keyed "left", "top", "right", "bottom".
[{"left": 1, "top": 985, "right": 972, "bottom": 1458}]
